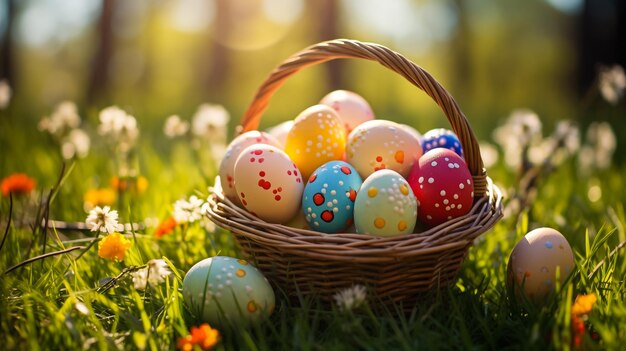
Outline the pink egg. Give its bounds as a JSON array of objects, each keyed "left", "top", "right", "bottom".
[
  {"left": 219, "top": 131, "right": 282, "bottom": 204},
  {"left": 320, "top": 90, "right": 375, "bottom": 132},
  {"left": 408, "top": 149, "right": 474, "bottom": 226},
  {"left": 234, "top": 144, "right": 304, "bottom": 223}
]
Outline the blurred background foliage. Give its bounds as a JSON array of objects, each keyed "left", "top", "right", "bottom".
[{"left": 0, "top": 0, "right": 624, "bottom": 159}]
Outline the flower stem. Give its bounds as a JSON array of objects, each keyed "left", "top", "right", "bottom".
[
  {"left": 4, "top": 245, "right": 86, "bottom": 275},
  {"left": 0, "top": 193, "right": 13, "bottom": 253}
]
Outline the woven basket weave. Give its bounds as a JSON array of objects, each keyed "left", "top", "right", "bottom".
[{"left": 206, "top": 39, "right": 504, "bottom": 305}]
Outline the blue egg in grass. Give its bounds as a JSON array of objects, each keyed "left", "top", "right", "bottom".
[
  {"left": 421, "top": 128, "right": 464, "bottom": 159},
  {"left": 302, "top": 161, "right": 363, "bottom": 233}
]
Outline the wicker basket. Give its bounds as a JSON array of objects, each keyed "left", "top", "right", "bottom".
[{"left": 206, "top": 39, "right": 504, "bottom": 306}]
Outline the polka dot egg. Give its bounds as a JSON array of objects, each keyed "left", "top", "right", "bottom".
[
  {"left": 421, "top": 128, "right": 464, "bottom": 159},
  {"left": 320, "top": 90, "right": 375, "bottom": 132},
  {"left": 302, "top": 161, "right": 362, "bottom": 233},
  {"left": 354, "top": 169, "right": 417, "bottom": 236},
  {"left": 234, "top": 144, "right": 303, "bottom": 223},
  {"left": 284, "top": 104, "right": 347, "bottom": 179},
  {"left": 408, "top": 148, "right": 473, "bottom": 226},
  {"left": 182, "top": 256, "right": 275, "bottom": 326},
  {"left": 507, "top": 228, "right": 574, "bottom": 303},
  {"left": 346, "top": 120, "right": 422, "bottom": 179},
  {"left": 219, "top": 131, "right": 282, "bottom": 204}
]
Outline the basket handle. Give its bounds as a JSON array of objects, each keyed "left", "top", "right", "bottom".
[{"left": 239, "top": 39, "right": 487, "bottom": 198}]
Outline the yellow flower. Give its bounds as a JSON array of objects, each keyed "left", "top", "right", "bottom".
[
  {"left": 572, "top": 293, "right": 597, "bottom": 316},
  {"left": 97, "top": 233, "right": 132, "bottom": 261},
  {"left": 84, "top": 188, "right": 116, "bottom": 209},
  {"left": 111, "top": 176, "right": 149, "bottom": 193}
]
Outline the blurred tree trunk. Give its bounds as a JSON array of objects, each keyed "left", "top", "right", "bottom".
[
  {"left": 87, "top": 0, "right": 116, "bottom": 105},
  {"left": 206, "top": 0, "right": 231, "bottom": 101},
  {"left": 0, "top": 0, "right": 16, "bottom": 85},
  {"left": 313, "top": 0, "right": 344, "bottom": 90},
  {"left": 577, "top": 0, "right": 626, "bottom": 96}
]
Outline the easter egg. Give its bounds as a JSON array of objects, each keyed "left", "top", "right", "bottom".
[
  {"left": 346, "top": 120, "right": 422, "bottom": 179},
  {"left": 265, "top": 120, "right": 294, "bottom": 147},
  {"left": 421, "top": 128, "right": 464, "bottom": 159},
  {"left": 182, "top": 256, "right": 275, "bottom": 326},
  {"left": 302, "top": 161, "right": 363, "bottom": 233},
  {"left": 284, "top": 105, "right": 347, "bottom": 179},
  {"left": 320, "top": 90, "right": 375, "bottom": 132},
  {"left": 408, "top": 149, "right": 473, "bottom": 226},
  {"left": 234, "top": 144, "right": 303, "bottom": 223},
  {"left": 354, "top": 169, "right": 417, "bottom": 236},
  {"left": 507, "top": 228, "right": 574, "bottom": 303},
  {"left": 219, "top": 131, "right": 282, "bottom": 204}
]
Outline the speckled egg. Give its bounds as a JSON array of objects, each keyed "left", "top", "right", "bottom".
[
  {"left": 219, "top": 131, "right": 282, "bottom": 204},
  {"left": 507, "top": 228, "right": 575, "bottom": 303},
  {"left": 346, "top": 120, "right": 422, "bottom": 179},
  {"left": 234, "top": 144, "right": 303, "bottom": 223},
  {"left": 354, "top": 169, "right": 417, "bottom": 236},
  {"left": 182, "top": 256, "right": 275, "bottom": 326},
  {"left": 320, "top": 90, "right": 375, "bottom": 132},
  {"left": 421, "top": 128, "right": 464, "bottom": 159},
  {"left": 284, "top": 105, "right": 347, "bottom": 179},
  {"left": 408, "top": 149, "right": 473, "bottom": 226},
  {"left": 265, "top": 120, "right": 294, "bottom": 147},
  {"left": 302, "top": 161, "right": 362, "bottom": 233}
]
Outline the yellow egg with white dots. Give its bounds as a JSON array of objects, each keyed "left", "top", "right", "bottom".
[
  {"left": 182, "top": 256, "right": 275, "bottom": 326},
  {"left": 354, "top": 169, "right": 417, "bottom": 236},
  {"left": 284, "top": 105, "right": 347, "bottom": 179}
]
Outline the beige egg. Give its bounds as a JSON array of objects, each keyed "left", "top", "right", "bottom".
[
  {"left": 320, "top": 90, "right": 375, "bottom": 132},
  {"left": 507, "top": 227, "right": 575, "bottom": 303},
  {"left": 219, "top": 131, "right": 281, "bottom": 204},
  {"left": 284, "top": 105, "right": 347, "bottom": 179},
  {"left": 265, "top": 120, "right": 294, "bottom": 147},
  {"left": 346, "top": 120, "right": 423, "bottom": 179},
  {"left": 234, "top": 144, "right": 304, "bottom": 223}
]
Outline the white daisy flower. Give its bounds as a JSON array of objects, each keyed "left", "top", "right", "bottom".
[
  {"left": 333, "top": 285, "right": 367, "bottom": 311},
  {"left": 598, "top": 65, "right": 626, "bottom": 105},
  {"left": 85, "top": 206, "right": 120, "bottom": 234},
  {"left": 39, "top": 101, "right": 81, "bottom": 136},
  {"left": 173, "top": 195, "right": 205, "bottom": 224},
  {"left": 98, "top": 106, "right": 139, "bottom": 152},
  {"left": 0, "top": 79, "right": 11, "bottom": 109},
  {"left": 131, "top": 259, "right": 172, "bottom": 290},
  {"left": 163, "top": 114, "right": 189, "bottom": 138},
  {"left": 191, "top": 103, "right": 230, "bottom": 143},
  {"left": 61, "top": 128, "right": 91, "bottom": 160}
]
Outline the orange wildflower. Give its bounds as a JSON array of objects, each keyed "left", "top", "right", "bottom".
[
  {"left": 177, "top": 324, "right": 220, "bottom": 351},
  {"left": 1, "top": 173, "right": 36, "bottom": 197},
  {"left": 111, "top": 176, "right": 148, "bottom": 193},
  {"left": 154, "top": 217, "right": 177, "bottom": 239},
  {"left": 84, "top": 188, "right": 116, "bottom": 209},
  {"left": 571, "top": 293, "right": 597, "bottom": 348},
  {"left": 97, "top": 233, "right": 132, "bottom": 261}
]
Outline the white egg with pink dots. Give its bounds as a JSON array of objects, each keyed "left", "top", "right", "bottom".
[
  {"left": 233, "top": 144, "right": 304, "bottom": 224},
  {"left": 408, "top": 148, "right": 474, "bottom": 226}
]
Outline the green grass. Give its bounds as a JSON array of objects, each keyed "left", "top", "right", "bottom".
[{"left": 1, "top": 104, "right": 625, "bottom": 350}]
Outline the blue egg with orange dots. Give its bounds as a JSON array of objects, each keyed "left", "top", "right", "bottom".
[
  {"left": 421, "top": 128, "right": 464, "bottom": 159},
  {"left": 302, "top": 161, "right": 363, "bottom": 233}
]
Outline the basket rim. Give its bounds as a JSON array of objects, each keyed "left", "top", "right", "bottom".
[{"left": 206, "top": 176, "right": 503, "bottom": 263}]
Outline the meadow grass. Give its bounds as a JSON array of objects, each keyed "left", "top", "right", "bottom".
[{"left": 1, "top": 105, "right": 625, "bottom": 350}]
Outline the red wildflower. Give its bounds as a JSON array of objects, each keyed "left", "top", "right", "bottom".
[
  {"left": 1, "top": 173, "right": 36, "bottom": 197},
  {"left": 177, "top": 324, "right": 219, "bottom": 351},
  {"left": 155, "top": 217, "right": 177, "bottom": 239}
]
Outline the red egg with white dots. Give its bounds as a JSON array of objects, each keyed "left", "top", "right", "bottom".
[
  {"left": 408, "top": 149, "right": 474, "bottom": 226},
  {"left": 234, "top": 144, "right": 304, "bottom": 223}
]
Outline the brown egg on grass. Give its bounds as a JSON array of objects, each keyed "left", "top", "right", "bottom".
[{"left": 507, "top": 227, "right": 575, "bottom": 303}]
